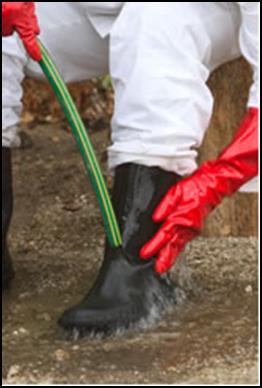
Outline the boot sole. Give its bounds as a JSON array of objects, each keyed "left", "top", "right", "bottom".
[{"left": 59, "top": 274, "right": 178, "bottom": 339}]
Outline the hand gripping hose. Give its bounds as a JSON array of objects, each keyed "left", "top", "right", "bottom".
[{"left": 38, "top": 41, "right": 122, "bottom": 248}]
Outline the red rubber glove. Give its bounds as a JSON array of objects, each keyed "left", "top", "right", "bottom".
[
  {"left": 141, "top": 108, "right": 259, "bottom": 274},
  {"left": 2, "top": 2, "right": 42, "bottom": 61}
]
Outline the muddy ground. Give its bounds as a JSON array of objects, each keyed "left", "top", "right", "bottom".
[{"left": 2, "top": 124, "right": 259, "bottom": 385}]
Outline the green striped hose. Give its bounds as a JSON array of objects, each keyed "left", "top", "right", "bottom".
[{"left": 38, "top": 41, "right": 122, "bottom": 248}]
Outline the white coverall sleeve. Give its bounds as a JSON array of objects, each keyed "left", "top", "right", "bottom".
[{"left": 237, "top": 2, "right": 259, "bottom": 108}]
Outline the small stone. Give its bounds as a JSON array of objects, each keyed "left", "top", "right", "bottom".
[
  {"left": 62, "top": 200, "right": 82, "bottom": 212},
  {"left": 37, "top": 313, "right": 52, "bottom": 322},
  {"left": 72, "top": 345, "right": 80, "bottom": 351},
  {"left": 245, "top": 285, "right": 253, "bottom": 293},
  {"left": 54, "top": 349, "right": 70, "bottom": 362},
  {"left": 7, "top": 365, "right": 20, "bottom": 379},
  {"left": 18, "top": 327, "right": 29, "bottom": 335},
  {"left": 102, "top": 344, "right": 112, "bottom": 352}
]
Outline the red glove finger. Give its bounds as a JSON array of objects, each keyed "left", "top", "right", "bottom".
[
  {"left": 155, "top": 228, "right": 198, "bottom": 274},
  {"left": 140, "top": 187, "right": 181, "bottom": 259},
  {"left": 155, "top": 241, "right": 180, "bottom": 274},
  {"left": 15, "top": 3, "right": 41, "bottom": 61},
  {"left": 140, "top": 221, "right": 174, "bottom": 259},
  {"left": 153, "top": 185, "right": 182, "bottom": 222},
  {"left": 16, "top": 24, "right": 42, "bottom": 61},
  {"left": 140, "top": 207, "right": 201, "bottom": 260}
]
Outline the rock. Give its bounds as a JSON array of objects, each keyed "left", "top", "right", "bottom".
[
  {"left": 54, "top": 349, "right": 70, "bottom": 362},
  {"left": 6, "top": 365, "right": 21, "bottom": 380},
  {"left": 245, "top": 285, "right": 253, "bottom": 294}
]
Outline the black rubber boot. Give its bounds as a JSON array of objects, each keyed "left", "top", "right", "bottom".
[
  {"left": 59, "top": 163, "right": 181, "bottom": 337},
  {"left": 2, "top": 148, "right": 15, "bottom": 290}
]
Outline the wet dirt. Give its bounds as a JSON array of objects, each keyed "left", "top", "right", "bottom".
[{"left": 2, "top": 125, "right": 259, "bottom": 385}]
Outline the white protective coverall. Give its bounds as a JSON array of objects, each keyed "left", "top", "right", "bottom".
[{"left": 2, "top": 2, "right": 259, "bottom": 191}]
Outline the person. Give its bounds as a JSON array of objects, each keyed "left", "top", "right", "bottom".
[{"left": 2, "top": 2, "right": 258, "bottom": 336}]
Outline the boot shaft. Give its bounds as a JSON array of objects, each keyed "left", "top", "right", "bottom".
[
  {"left": 109, "top": 163, "right": 180, "bottom": 262},
  {"left": 2, "top": 147, "right": 15, "bottom": 289},
  {"left": 2, "top": 147, "right": 13, "bottom": 238}
]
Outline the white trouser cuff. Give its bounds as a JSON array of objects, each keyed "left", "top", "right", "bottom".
[
  {"left": 108, "top": 151, "right": 198, "bottom": 177},
  {"left": 2, "top": 126, "right": 21, "bottom": 148}
]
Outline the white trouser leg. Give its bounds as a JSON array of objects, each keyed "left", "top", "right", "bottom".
[
  {"left": 108, "top": 2, "right": 241, "bottom": 176},
  {"left": 2, "top": 43, "right": 27, "bottom": 148},
  {"left": 2, "top": 2, "right": 109, "bottom": 148}
]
